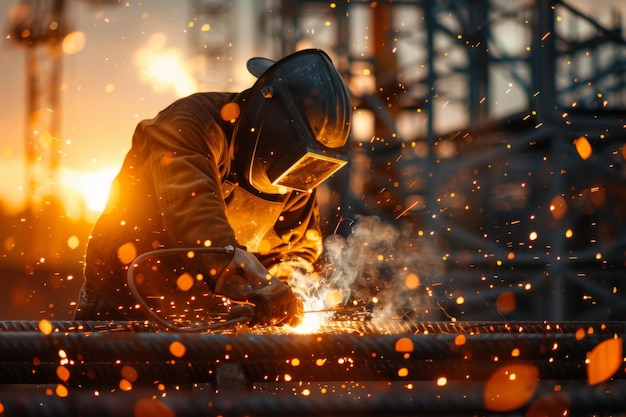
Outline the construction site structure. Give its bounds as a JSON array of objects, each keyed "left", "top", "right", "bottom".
[
  {"left": 253, "top": 0, "right": 626, "bottom": 322},
  {"left": 9, "top": 0, "right": 67, "bottom": 208},
  {"left": 9, "top": 0, "right": 120, "bottom": 207}
]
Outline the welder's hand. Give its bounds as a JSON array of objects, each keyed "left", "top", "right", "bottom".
[
  {"left": 248, "top": 281, "right": 304, "bottom": 327},
  {"left": 212, "top": 247, "right": 304, "bottom": 327}
]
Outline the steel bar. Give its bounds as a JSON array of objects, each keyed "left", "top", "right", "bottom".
[
  {"left": 0, "top": 320, "right": 623, "bottom": 416},
  {"left": 0, "top": 321, "right": 623, "bottom": 389},
  {"left": 1, "top": 320, "right": 624, "bottom": 334},
  {"left": 2, "top": 380, "right": 626, "bottom": 417},
  {"left": 0, "top": 357, "right": 602, "bottom": 387},
  {"left": 0, "top": 329, "right": 619, "bottom": 364}
]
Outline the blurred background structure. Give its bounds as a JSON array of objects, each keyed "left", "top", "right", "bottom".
[{"left": 0, "top": 0, "right": 625, "bottom": 322}]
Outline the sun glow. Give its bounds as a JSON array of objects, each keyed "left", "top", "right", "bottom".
[
  {"left": 147, "top": 55, "right": 196, "bottom": 97},
  {"left": 134, "top": 33, "right": 197, "bottom": 97},
  {"left": 59, "top": 167, "right": 118, "bottom": 217}
]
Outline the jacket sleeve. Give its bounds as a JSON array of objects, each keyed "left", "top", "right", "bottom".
[{"left": 136, "top": 106, "right": 238, "bottom": 250}]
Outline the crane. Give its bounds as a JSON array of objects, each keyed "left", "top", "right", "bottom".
[
  {"left": 8, "top": 0, "right": 119, "bottom": 208},
  {"left": 9, "top": 0, "right": 66, "bottom": 208}
]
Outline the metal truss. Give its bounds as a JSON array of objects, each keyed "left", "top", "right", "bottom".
[
  {"left": 187, "top": 0, "right": 237, "bottom": 90},
  {"left": 262, "top": 0, "right": 626, "bottom": 321}
]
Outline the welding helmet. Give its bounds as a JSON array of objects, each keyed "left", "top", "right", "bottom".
[{"left": 233, "top": 49, "right": 352, "bottom": 194}]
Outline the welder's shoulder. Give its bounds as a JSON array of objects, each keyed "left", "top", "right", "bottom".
[{"left": 159, "top": 92, "right": 238, "bottom": 120}]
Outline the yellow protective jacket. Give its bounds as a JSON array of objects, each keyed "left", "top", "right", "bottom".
[{"left": 83, "top": 92, "right": 323, "bottom": 319}]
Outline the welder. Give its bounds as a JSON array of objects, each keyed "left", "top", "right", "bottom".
[{"left": 73, "top": 49, "right": 352, "bottom": 328}]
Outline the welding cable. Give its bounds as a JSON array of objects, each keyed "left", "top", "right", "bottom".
[{"left": 126, "top": 246, "right": 254, "bottom": 333}]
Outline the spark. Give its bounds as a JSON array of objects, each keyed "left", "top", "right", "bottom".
[
  {"left": 574, "top": 136, "right": 592, "bottom": 160},
  {"left": 169, "top": 341, "right": 186, "bottom": 358},
  {"left": 39, "top": 319, "right": 53, "bottom": 335},
  {"left": 395, "top": 199, "right": 421, "bottom": 219},
  {"left": 55, "top": 385, "right": 69, "bottom": 398}
]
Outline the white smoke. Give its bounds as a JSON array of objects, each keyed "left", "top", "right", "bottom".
[
  {"left": 324, "top": 215, "right": 398, "bottom": 305},
  {"left": 291, "top": 215, "right": 444, "bottom": 325}
]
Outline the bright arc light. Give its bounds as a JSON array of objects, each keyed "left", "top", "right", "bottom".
[
  {"left": 291, "top": 311, "right": 333, "bottom": 335},
  {"left": 286, "top": 270, "right": 341, "bottom": 334}
]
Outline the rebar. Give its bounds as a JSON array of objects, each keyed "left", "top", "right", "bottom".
[
  {"left": 2, "top": 380, "right": 626, "bottom": 417},
  {"left": 1, "top": 319, "right": 624, "bottom": 334},
  {"left": 0, "top": 320, "right": 623, "bottom": 416},
  {"left": 0, "top": 321, "right": 622, "bottom": 386},
  {"left": 0, "top": 327, "right": 617, "bottom": 363}
]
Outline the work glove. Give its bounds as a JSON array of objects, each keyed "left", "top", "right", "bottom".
[{"left": 212, "top": 247, "right": 303, "bottom": 327}]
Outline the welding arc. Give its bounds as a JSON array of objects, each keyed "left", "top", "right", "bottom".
[
  {"left": 302, "top": 307, "right": 365, "bottom": 314},
  {"left": 126, "top": 246, "right": 254, "bottom": 332}
]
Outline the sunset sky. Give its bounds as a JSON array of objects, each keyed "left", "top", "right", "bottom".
[
  {"left": 1, "top": 0, "right": 259, "bottom": 217},
  {"left": 1, "top": 0, "right": 624, "bottom": 218}
]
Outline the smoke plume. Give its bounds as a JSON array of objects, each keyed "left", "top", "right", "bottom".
[{"left": 290, "top": 215, "right": 444, "bottom": 325}]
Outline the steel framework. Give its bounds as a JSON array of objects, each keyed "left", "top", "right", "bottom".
[
  {"left": 258, "top": 0, "right": 626, "bottom": 322},
  {"left": 187, "top": 0, "right": 237, "bottom": 90}
]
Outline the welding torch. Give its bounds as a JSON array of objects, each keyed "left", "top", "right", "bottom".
[{"left": 127, "top": 246, "right": 321, "bottom": 332}]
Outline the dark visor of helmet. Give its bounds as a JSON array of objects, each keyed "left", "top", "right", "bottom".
[
  {"left": 247, "top": 50, "right": 351, "bottom": 193},
  {"left": 261, "top": 81, "right": 347, "bottom": 192}
]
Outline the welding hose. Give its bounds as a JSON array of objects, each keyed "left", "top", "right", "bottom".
[{"left": 126, "top": 246, "right": 255, "bottom": 332}]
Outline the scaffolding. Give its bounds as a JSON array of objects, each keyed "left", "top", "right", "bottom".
[
  {"left": 187, "top": 0, "right": 237, "bottom": 90},
  {"left": 260, "top": 0, "right": 626, "bottom": 322}
]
